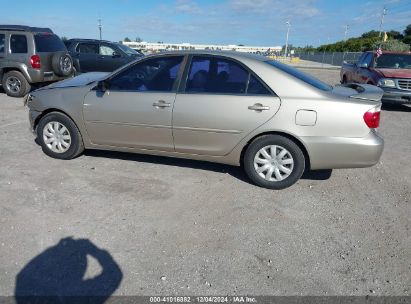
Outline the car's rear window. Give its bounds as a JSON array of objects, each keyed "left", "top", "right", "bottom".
[
  {"left": 266, "top": 60, "right": 332, "bottom": 91},
  {"left": 34, "top": 34, "right": 66, "bottom": 52}
]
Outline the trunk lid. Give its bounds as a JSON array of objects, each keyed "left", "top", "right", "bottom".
[{"left": 333, "top": 84, "right": 384, "bottom": 102}]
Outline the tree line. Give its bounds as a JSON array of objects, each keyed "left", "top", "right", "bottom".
[{"left": 295, "top": 24, "right": 411, "bottom": 53}]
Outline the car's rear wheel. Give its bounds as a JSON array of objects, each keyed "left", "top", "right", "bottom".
[
  {"left": 243, "top": 135, "right": 305, "bottom": 189},
  {"left": 36, "top": 112, "right": 84, "bottom": 159},
  {"left": 2, "top": 71, "right": 31, "bottom": 97}
]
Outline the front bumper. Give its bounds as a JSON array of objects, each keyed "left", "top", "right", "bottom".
[
  {"left": 302, "top": 131, "right": 384, "bottom": 170},
  {"left": 381, "top": 87, "right": 411, "bottom": 104},
  {"left": 29, "top": 108, "right": 42, "bottom": 133}
]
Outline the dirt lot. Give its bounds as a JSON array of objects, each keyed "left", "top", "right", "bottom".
[{"left": 0, "top": 69, "right": 410, "bottom": 297}]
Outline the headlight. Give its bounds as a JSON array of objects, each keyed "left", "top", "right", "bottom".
[
  {"left": 377, "top": 78, "right": 396, "bottom": 88},
  {"left": 24, "top": 94, "right": 34, "bottom": 107}
]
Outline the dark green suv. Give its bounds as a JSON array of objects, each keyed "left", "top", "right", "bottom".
[{"left": 0, "top": 25, "right": 74, "bottom": 97}]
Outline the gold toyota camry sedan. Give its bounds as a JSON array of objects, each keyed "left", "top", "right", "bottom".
[{"left": 26, "top": 51, "right": 384, "bottom": 189}]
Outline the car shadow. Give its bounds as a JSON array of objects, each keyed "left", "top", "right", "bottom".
[
  {"left": 382, "top": 104, "right": 411, "bottom": 112},
  {"left": 84, "top": 149, "right": 332, "bottom": 182},
  {"left": 15, "top": 237, "right": 122, "bottom": 303}
]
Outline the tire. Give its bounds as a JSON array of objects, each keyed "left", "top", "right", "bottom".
[
  {"left": 243, "top": 135, "right": 305, "bottom": 190},
  {"left": 2, "top": 71, "right": 31, "bottom": 97},
  {"left": 36, "top": 112, "right": 84, "bottom": 160},
  {"left": 51, "top": 52, "right": 73, "bottom": 77},
  {"left": 342, "top": 75, "right": 347, "bottom": 84}
]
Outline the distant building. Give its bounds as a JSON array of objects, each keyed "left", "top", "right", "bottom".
[{"left": 122, "top": 41, "right": 282, "bottom": 54}]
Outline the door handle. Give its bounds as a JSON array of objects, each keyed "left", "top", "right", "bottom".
[
  {"left": 153, "top": 100, "right": 171, "bottom": 108},
  {"left": 248, "top": 103, "right": 270, "bottom": 112}
]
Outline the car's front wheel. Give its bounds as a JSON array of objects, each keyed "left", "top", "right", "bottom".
[
  {"left": 36, "top": 112, "right": 84, "bottom": 159},
  {"left": 243, "top": 135, "right": 305, "bottom": 190}
]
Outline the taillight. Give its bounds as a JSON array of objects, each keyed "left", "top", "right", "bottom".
[
  {"left": 30, "top": 55, "right": 41, "bottom": 69},
  {"left": 363, "top": 107, "right": 381, "bottom": 128}
]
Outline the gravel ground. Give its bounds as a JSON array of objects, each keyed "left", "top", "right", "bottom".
[{"left": 0, "top": 69, "right": 410, "bottom": 297}]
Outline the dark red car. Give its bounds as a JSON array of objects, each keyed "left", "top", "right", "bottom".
[{"left": 341, "top": 51, "right": 411, "bottom": 104}]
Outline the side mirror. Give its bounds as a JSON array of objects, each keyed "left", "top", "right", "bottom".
[
  {"left": 112, "top": 52, "right": 121, "bottom": 58},
  {"left": 359, "top": 62, "right": 369, "bottom": 68},
  {"left": 96, "top": 80, "right": 109, "bottom": 92}
]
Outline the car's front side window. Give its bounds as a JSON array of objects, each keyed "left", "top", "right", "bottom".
[
  {"left": 0, "top": 34, "right": 5, "bottom": 54},
  {"left": 109, "top": 56, "right": 184, "bottom": 92},
  {"left": 10, "top": 35, "right": 27, "bottom": 53},
  {"left": 100, "top": 45, "right": 116, "bottom": 56}
]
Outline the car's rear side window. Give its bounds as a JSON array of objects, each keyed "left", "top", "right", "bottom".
[
  {"left": 0, "top": 34, "right": 5, "bottom": 54},
  {"left": 76, "top": 43, "right": 98, "bottom": 54},
  {"left": 34, "top": 34, "right": 66, "bottom": 52},
  {"left": 186, "top": 56, "right": 272, "bottom": 95},
  {"left": 10, "top": 35, "right": 27, "bottom": 53},
  {"left": 266, "top": 60, "right": 332, "bottom": 91}
]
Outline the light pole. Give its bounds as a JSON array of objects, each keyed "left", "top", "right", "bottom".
[
  {"left": 284, "top": 21, "right": 291, "bottom": 59},
  {"left": 98, "top": 18, "right": 102, "bottom": 40}
]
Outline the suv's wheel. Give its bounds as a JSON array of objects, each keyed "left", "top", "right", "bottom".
[
  {"left": 2, "top": 71, "right": 31, "bottom": 97},
  {"left": 243, "top": 135, "right": 305, "bottom": 190},
  {"left": 36, "top": 112, "right": 84, "bottom": 159},
  {"left": 52, "top": 53, "right": 73, "bottom": 77}
]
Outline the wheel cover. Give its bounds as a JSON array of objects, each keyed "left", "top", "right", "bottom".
[
  {"left": 6, "top": 76, "right": 22, "bottom": 93},
  {"left": 43, "top": 121, "right": 71, "bottom": 153},
  {"left": 60, "top": 56, "right": 72, "bottom": 74},
  {"left": 253, "top": 145, "right": 294, "bottom": 182}
]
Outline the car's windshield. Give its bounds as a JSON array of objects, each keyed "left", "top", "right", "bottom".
[
  {"left": 116, "top": 43, "right": 141, "bottom": 56},
  {"left": 34, "top": 33, "right": 66, "bottom": 52},
  {"left": 375, "top": 54, "right": 411, "bottom": 69},
  {"left": 266, "top": 60, "right": 332, "bottom": 91}
]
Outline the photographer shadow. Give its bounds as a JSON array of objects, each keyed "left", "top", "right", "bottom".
[{"left": 15, "top": 237, "right": 123, "bottom": 304}]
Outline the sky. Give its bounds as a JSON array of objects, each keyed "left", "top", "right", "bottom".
[{"left": 1, "top": 0, "right": 410, "bottom": 47}]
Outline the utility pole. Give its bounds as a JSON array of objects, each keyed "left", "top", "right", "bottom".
[
  {"left": 98, "top": 18, "right": 102, "bottom": 40},
  {"left": 379, "top": 7, "right": 387, "bottom": 37},
  {"left": 284, "top": 21, "right": 291, "bottom": 59},
  {"left": 344, "top": 24, "right": 349, "bottom": 40}
]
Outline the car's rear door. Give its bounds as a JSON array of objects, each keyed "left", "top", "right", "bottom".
[
  {"left": 172, "top": 55, "right": 281, "bottom": 156},
  {"left": 83, "top": 55, "right": 185, "bottom": 150},
  {"left": 75, "top": 42, "right": 99, "bottom": 72}
]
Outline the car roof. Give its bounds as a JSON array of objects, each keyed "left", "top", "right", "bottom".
[
  {"left": 0, "top": 25, "right": 53, "bottom": 33},
  {"left": 67, "top": 38, "right": 116, "bottom": 44},
  {"left": 145, "top": 50, "right": 269, "bottom": 62}
]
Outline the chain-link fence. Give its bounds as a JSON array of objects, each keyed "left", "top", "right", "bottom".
[{"left": 295, "top": 52, "right": 362, "bottom": 67}]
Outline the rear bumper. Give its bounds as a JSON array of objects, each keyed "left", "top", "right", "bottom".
[
  {"left": 302, "top": 131, "right": 384, "bottom": 170},
  {"left": 27, "top": 68, "right": 67, "bottom": 84},
  {"left": 381, "top": 87, "right": 411, "bottom": 104}
]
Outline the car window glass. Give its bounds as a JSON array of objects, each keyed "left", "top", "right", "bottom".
[
  {"left": 186, "top": 56, "right": 249, "bottom": 94},
  {"left": 248, "top": 75, "right": 271, "bottom": 95},
  {"left": 266, "top": 60, "right": 332, "bottom": 91},
  {"left": 0, "top": 34, "right": 5, "bottom": 53},
  {"left": 357, "top": 53, "right": 366, "bottom": 65},
  {"left": 363, "top": 53, "right": 373, "bottom": 67},
  {"left": 375, "top": 54, "right": 411, "bottom": 69},
  {"left": 34, "top": 34, "right": 66, "bottom": 52},
  {"left": 100, "top": 45, "right": 116, "bottom": 56},
  {"left": 10, "top": 35, "right": 27, "bottom": 53},
  {"left": 109, "top": 56, "right": 183, "bottom": 92},
  {"left": 77, "top": 43, "right": 98, "bottom": 54}
]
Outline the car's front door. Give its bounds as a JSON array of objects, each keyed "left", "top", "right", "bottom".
[
  {"left": 83, "top": 55, "right": 184, "bottom": 150},
  {"left": 172, "top": 55, "right": 281, "bottom": 156},
  {"left": 355, "top": 53, "right": 373, "bottom": 83},
  {"left": 98, "top": 43, "right": 126, "bottom": 72}
]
